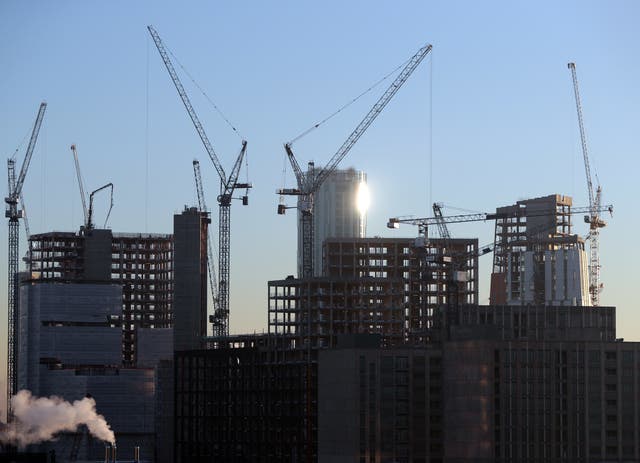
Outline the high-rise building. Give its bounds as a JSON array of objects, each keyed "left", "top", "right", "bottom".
[
  {"left": 173, "top": 206, "right": 209, "bottom": 351},
  {"left": 16, "top": 281, "right": 157, "bottom": 461},
  {"left": 176, "top": 303, "right": 637, "bottom": 463},
  {"left": 298, "top": 168, "right": 367, "bottom": 277},
  {"left": 27, "top": 228, "right": 173, "bottom": 366},
  {"left": 490, "top": 194, "right": 590, "bottom": 306},
  {"left": 271, "top": 236, "right": 478, "bottom": 348}
]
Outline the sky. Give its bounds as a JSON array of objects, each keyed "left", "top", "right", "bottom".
[{"left": 0, "top": 0, "right": 638, "bottom": 418}]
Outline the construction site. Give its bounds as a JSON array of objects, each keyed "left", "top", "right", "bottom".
[{"left": 1, "top": 19, "right": 636, "bottom": 463}]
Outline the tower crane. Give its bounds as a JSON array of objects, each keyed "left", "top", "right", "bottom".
[
  {"left": 148, "top": 26, "right": 251, "bottom": 338},
  {"left": 7, "top": 160, "right": 31, "bottom": 240},
  {"left": 568, "top": 62, "right": 606, "bottom": 306},
  {"left": 432, "top": 203, "right": 451, "bottom": 242},
  {"left": 388, "top": 204, "right": 613, "bottom": 237},
  {"left": 390, "top": 203, "right": 613, "bottom": 312},
  {"left": 70, "top": 144, "right": 89, "bottom": 227},
  {"left": 5, "top": 101, "right": 47, "bottom": 418},
  {"left": 193, "top": 159, "right": 220, "bottom": 330},
  {"left": 278, "top": 43, "right": 432, "bottom": 278}
]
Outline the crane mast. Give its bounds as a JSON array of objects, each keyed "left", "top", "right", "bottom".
[
  {"left": 568, "top": 62, "right": 606, "bottom": 306},
  {"left": 193, "top": 159, "right": 221, "bottom": 334},
  {"left": 148, "top": 26, "right": 251, "bottom": 337},
  {"left": 70, "top": 144, "right": 89, "bottom": 227},
  {"left": 279, "top": 43, "right": 432, "bottom": 278},
  {"left": 5, "top": 101, "right": 46, "bottom": 418}
]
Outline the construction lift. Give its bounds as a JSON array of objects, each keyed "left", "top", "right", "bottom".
[
  {"left": 148, "top": 25, "right": 251, "bottom": 338},
  {"left": 5, "top": 101, "right": 47, "bottom": 418},
  {"left": 568, "top": 62, "right": 607, "bottom": 306},
  {"left": 278, "top": 43, "right": 433, "bottom": 279}
]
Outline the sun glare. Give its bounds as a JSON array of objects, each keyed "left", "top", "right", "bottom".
[{"left": 356, "top": 181, "right": 370, "bottom": 215}]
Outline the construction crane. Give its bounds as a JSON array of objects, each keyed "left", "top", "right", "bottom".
[
  {"left": 5, "top": 101, "right": 47, "bottom": 418},
  {"left": 568, "top": 62, "right": 606, "bottom": 306},
  {"left": 87, "top": 183, "right": 114, "bottom": 230},
  {"left": 70, "top": 144, "right": 89, "bottom": 227},
  {"left": 278, "top": 43, "right": 433, "bottom": 278},
  {"left": 390, "top": 203, "right": 613, "bottom": 313},
  {"left": 148, "top": 25, "right": 251, "bottom": 338},
  {"left": 388, "top": 204, "right": 613, "bottom": 237},
  {"left": 7, "top": 160, "right": 31, "bottom": 240},
  {"left": 432, "top": 203, "right": 451, "bottom": 242},
  {"left": 70, "top": 145, "right": 114, "bottom": 230},
  {"left": 193, "top": 159, "right": 220, "bottom": 329}
]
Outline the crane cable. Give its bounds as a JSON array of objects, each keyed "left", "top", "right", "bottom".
[
  {"left": 7, "top": 126, "right": 32, "bottom": 161},
  {"left": 288, "top": 55, "right": 413, "bottom": 146},
  {"left": 165, "top": 43, "right": 245, "bottom": 141}
]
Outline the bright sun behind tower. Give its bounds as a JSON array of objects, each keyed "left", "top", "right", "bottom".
[{"left": 356, "top": 181, "right": 370, "bottom": 215}]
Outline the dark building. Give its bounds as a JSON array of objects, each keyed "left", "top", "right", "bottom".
[
  {"left": 174, "top": 335, "right": 311, "bottom": 463},
  {"left": 318, "top": 337, "right": 444, "bottom": 462},
  {"left": 154, "top": 206, "right": 210, "bottom": 463},
  {"left": 173, "top": 206, "right": 209, "bottom": 351},
  {"left": 175, "top": 301, "right": 637, "bottom": 463}
]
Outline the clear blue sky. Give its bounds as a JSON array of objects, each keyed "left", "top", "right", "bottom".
[{"left": 1, "top": 0, "right": 638, "bottom": 417}]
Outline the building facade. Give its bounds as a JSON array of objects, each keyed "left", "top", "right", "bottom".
[
  {"left": 173, "top": 206, "right": 209, "bottom": 351},
  {"left": 176, "top": 304, "right": 637, "bottom": 463},
  {"left": 174, "top": 338, "right": 311, "bottom": 463},
  {"left": 27, "top": 228, "right": 173, "bottom": 366},
  {"left": 16, "top": 281, "right": 156, "bottom": 462}
]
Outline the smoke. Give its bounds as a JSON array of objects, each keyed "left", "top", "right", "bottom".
[{"left": 0, "top": 390, "right": 115, "bottom": 447}]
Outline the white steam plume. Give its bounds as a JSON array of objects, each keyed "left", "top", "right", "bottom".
[{"left": 0, "top": 390, "right": 115, "bottom": 447}]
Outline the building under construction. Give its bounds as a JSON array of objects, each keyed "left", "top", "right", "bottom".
[
  {"left": 26, "top": 227, "right": 173, "bottom": 366},
  {"left": 270, "top": 237, "right": 478, "bottom": 347},
  {"left": 490, "top": 194, "right": 590, "bottom": 307}
]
